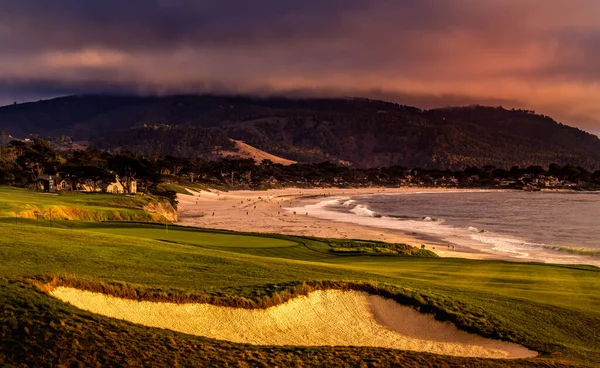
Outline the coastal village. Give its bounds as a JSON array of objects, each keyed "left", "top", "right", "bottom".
[
  {"left": 31, "top": 167, "right": 584, "bottom": 195},
  {"left": 1, "top": 136, "right": 598, "bottom": 195},
  {"left": 37, "top": 174, "right": 137, "bottom": 194}
]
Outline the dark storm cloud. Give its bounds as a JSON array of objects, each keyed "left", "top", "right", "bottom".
[
  {"left": 0, "top": 0, "right": 365, "bottom": 51},
  {"left": 1, "top": 0, "right": 600, "bottom": 130}
]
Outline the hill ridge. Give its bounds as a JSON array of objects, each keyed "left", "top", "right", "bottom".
[{"left": 1, "top": 94, "right": 599, "bottom": 170}]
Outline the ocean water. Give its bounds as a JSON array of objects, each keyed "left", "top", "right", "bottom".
[{"left": 287, "top": 191, "right": 600, "bottom": 266}]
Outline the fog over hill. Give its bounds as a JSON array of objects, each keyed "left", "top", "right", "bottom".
[{"left": 1, "top": 94, "right": 600, "bottom": 170}]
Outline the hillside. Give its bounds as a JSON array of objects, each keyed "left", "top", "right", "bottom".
[
  {"left": 1, "top": 218, "right": 599, "bottom": 366},
  {"left": 216, "top": 139, "right": 297, "bottom": 165},
  {"left": 1, "top": 94, "right": 600, "bottom": 169}
]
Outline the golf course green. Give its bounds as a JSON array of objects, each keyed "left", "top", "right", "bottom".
[{"left": 1, "top": 188, "right": 599, "bottom": 367}]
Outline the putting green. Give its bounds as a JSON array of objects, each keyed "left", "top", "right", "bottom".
[{"left": 90, "top": 226, "right": 299, "bottom": 248}]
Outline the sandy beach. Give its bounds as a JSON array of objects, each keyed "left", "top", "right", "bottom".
[{"left": 176, "top": 187, "right": 494, "bottom": 260}]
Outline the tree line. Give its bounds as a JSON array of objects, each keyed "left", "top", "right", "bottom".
[{"left": 1, "top": 139, "right": 600, "bottom": 198}]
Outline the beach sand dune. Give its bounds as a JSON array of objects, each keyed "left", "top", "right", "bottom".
[{"left": 50, "top": 287, "right": 536, "bottom": 359}]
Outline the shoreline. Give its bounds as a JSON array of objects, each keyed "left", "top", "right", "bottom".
[{"left": 176, "top": 187, "right": 500, "bottom": 260}]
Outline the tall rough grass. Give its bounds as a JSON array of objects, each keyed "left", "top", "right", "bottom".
[
  {"left": 0, "top": 188, "right": 178, "bottom": 222},
  {"left": 15, "top": 205, "right": 163, "bottom": 222},
  {"left": 542, "top": 245, "right": 600, "bottom": 257}
]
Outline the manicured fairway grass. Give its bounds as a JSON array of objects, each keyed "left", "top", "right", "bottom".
[
  {"left": 1, "top": 220, "right": 599, "bottom": 367},
  {"left": 91, "top": 226, "right": 298, "bottom": 248},
  {"left": 85, "top": 224, "right": 600, "bottom": 315},
  {"left": 1, "top": 189, "right": 599, "bottom": 367}
]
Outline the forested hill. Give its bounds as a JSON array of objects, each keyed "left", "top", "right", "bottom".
[{"left": 1, "top": 94, "right": 600, "bottom": 170}]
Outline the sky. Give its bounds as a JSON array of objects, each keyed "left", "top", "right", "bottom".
[{"left": 1, "top": 0, "right": 600, "bottom": 133}]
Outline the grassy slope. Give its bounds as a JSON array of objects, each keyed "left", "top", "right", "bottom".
[
  {"left": 0, "top": 189, "right": 598, "bottom": 367},
  {"left": 0, "top": 187, "right": 173, "bottom": 222},
  {"left": 156, "top": 183, "right": 194, "bottom": 195},
  {"left": 0, "top": 222, "right": 599, "bottom": 367}
]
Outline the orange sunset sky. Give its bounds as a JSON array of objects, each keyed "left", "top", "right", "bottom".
[{"left": 1, "top": 1, "right": 599, "bottom": 133}]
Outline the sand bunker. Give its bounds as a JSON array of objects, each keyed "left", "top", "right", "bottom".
[{"left": 50, "top": 288, "right": 536, "bottom": 359}]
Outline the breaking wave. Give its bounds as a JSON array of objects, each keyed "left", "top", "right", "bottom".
[
  {"left": 468, "top": 226, "right": 485, "bottom": 233},
  {"left": 284, "top": 195, "right": 600, "bottom": 267},
  {"left": 349, "top": 204, "right": 376, "bottom": 217}
]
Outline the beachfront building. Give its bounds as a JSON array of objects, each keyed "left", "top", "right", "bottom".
[
  {"left": 36, "top": 173, "right": 137, "bottom": 195},
  {"left": 121, "top": 176, "right": 137, "bottom": 194},
  {"left": 38, "top": 175, "right": 57, "bottom": 193},
  {"left": 99, "top": 175, "right": 137, "bottom": 194},
  {"left": 101, "top": 177, "right": 125, "bottom": 194},
  {"left": 38, "top": 175, "right": 70, "bottom": 193}
]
